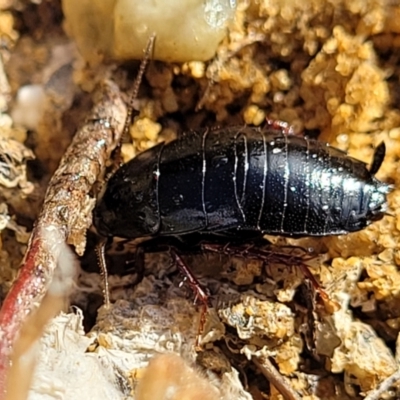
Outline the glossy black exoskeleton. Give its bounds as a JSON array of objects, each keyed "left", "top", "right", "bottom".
[{"left": 93, "top": 125, "right": 391, "bottom": 240}]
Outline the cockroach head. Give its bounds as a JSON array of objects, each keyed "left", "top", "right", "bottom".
[{"left": 93, "top": 144, "right": 163, "bottom": 239}]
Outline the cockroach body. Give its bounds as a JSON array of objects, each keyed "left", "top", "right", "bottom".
[{"left": 93, "top": 125, "right": 390, "bottom": 240}]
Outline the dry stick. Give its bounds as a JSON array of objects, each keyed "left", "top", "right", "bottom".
[
  {"left": 252, "top": 356, "right": 302, "bottom": 400},
  {"left": 363, "top": 369, "right": 400, "bottom": 400},
  {"left": 0, "top": 79, "right": 127, "bottom": 398},
  {"left": 4, "top": 227, "right": 79, "bottom": 400}
]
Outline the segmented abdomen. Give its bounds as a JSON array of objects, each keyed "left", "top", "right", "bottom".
[{"left": 156, "top": 126, "right": 385, "bottom": 236}]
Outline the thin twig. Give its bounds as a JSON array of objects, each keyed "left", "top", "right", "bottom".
[
  {"left": 252, "top": 355, "right": 302, "bottom": 400},
  {"left": 364, "top": 369, "right": 400, "bottom": 400}
]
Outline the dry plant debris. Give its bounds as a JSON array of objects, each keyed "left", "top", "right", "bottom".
[{"left": 0, "top": 78, "right": 127, "bottom": 397}]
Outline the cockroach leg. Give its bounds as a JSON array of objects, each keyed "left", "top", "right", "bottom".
[
  {"left": 296, "top": 261, "right": 330, "bottom": 304},
  {"left": 95, "top": 237, "right": 111, "bottom": 308},
  {"left": 169, "top": 248, "right": 209, "bottom": 347},
  {"left": 264, "top": 118, "right": 295, "bottom": 135},
  {"left": 169, "top": 249, "right": 209, "bottom": 306}
]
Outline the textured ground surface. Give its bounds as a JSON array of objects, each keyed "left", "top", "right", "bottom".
[{"left": 0, "top": 1, "right": 400, "bottom": 399}]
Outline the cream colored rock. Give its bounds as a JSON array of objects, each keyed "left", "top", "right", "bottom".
[{"left": 62, "top": 0, "right": 236, "bottom": 63}]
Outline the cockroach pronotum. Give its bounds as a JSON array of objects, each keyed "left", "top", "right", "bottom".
[{"left": 93, "top": 125, "right": 390, "bottom": 240}]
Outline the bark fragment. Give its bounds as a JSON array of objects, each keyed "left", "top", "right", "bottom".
[{"left": 0, "top": 79, "right": 126, "bottom": 397}]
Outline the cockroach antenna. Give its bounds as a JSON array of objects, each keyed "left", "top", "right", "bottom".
[
  {"left": 95, "top": 34, "right": 156, "bottom": 307},
  {"left": 122, "top": 33, "right": 156, "bottom": 140}
]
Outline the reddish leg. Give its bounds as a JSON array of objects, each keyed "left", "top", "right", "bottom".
[
  {"left": 169, "top": 248, "right": 209, "bottom": 348},
  {"left": 265, "top": 118, "right": 296, "bottom": 135}
]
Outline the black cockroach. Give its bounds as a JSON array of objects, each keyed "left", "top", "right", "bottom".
[{"left": 93, "top": 125, "right": 391, "bottom": 241}]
